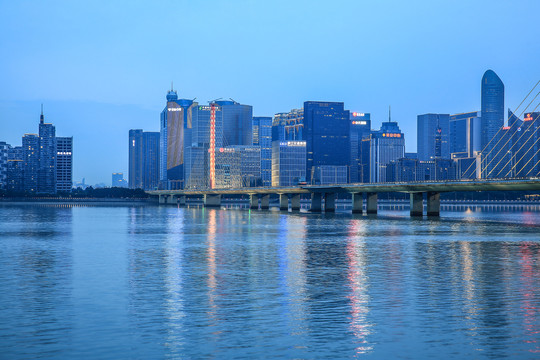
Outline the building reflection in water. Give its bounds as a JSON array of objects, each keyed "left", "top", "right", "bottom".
[
  {"left": 277, "top": 214, "right": 309, "bottom": 344},
  {"left": 346, "top": 219, "right": 373, "bottom": 354},
  {"left": 519, "top": 243, "right": 539, "bottom": 354},
  {"left": 206, "top": 209, "right": 218, "bottom": 323},
  {"left": 164, "top": 207, "right": 186, "bottom": 354}
]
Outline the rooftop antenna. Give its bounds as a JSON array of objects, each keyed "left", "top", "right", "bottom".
[
  {"left": 388, "top": 105, "right": 391, "bottom": 123},
  {"left": 40, "top": 103, "right": 44, "bottom": 124},
  {"left": 171, "top": 81, "right": 174, "bottom": 92}
]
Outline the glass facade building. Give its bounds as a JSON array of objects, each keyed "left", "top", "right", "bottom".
[
  {"left": 252, "top": 116, "right": 272, "bottom": 187},
  {"left": 368, "top": 121, "right": 405, "bottom": 183},
  {"left": 417, "top": 113, "right": 450, "bottom": 161},
  {"left": 304, "top": 101, "right": 350, "bottom": 183},
  {"left": 480, "top": 70, "right": 504, "bottom": 178},
  {"left": 38, "top": 112, "right": 57, "bottom": 194},
  {"left": 349, "top": 112, "right": 371, "bottom": 183},
  {"left": 129, "top": 130, "right": 160, "bottom": 190},
  {"left": 271, "top": 141, "right": 306, "bottom": 186}
]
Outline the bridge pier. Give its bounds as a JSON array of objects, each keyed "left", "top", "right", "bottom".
[
  {"left": 427, "top": 191, "right": 440, "bottom": 217},
  {"left": 249, "top": 194, "right": 259, "bottom": 209},
  {"left": 410, "top": 192, "right": 423, "bottom": 217},
  {"left": 260, "top": 194, "right": 270, "bottom": 210},
  {"left": 324, "top": 193, "right": 336, "bottom": 212},
  {"left": 366, "top": 192, "right": 378, "bottom": 214},
  {"left": 279, "top": 194, "right": 289, "bottom": 211},
  {"left": 178, "top": 195, "right": 186, "bottom": 206},
  {"left": 204, "top": 194, "right": 222, "bottom": 208},
  {"left": 159, "top": 194, "right": 167, "bottom": 204},
  {"left": 352, "top": 193, "right": 363, "bottom": 214},
  {"left": 291, "top": 194, "right": 301, "bottom": 210},
  {"left": 310, "top": 193, "right": 322, "bottom": 212}
]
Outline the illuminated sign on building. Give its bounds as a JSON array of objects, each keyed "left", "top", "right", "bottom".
[
  {"left": 524, "top": 114, "right": 533, "bottom": 121},
  {"left": 279, "top": 141, "right": 306, "bottom": 147},
  {"left": 352, "top": 121, "right": 367, "bottom": 125},
  {"left": 352, "top": 112, "right": 365, "bottom": 117},
  {"left": 382, "top": 133, "right": 402, "bottom": 138},
  {"left": 502, "top": 126, "right": 511, "bottom": 130},
  {"left": 167, "top": 108, "right": 182, "bottom": 112}
]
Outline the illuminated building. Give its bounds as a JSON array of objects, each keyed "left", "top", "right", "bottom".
[
  {"left": 304, "top": 101, "right": 350, "bottom": 183},
  {"left": 38, "top": 109, "right": 57, "bottom": 194},
  {"left": 271, "top": 140, "right": 306, "bottom": 186},
  {"left": 368, "top": 120, "right": 405, "bottom": 183},
  {"left": 417, "top": 114, "right": 450, "bottom": 160},
  {"left": 6, "top": 146, "right": 24, "bottom": 192},
  {"left": 515, "top": 112, "right": 540, "bottom": 177},
  {"left": 56, "top": 137, "right": 73, "bottom": 192},
  {"left": 214, "top": 100, "right": 253, "bottom": 146},
  {"left": 253, "top": 116, "right": 272, "bottom": 186},
  {"left": 481, "top": 70, "right": 504, "bottom": 178},
  {"left": 214, "top": 145, "right": 261, "bottom": 188},
  {"left": 112, "top": 172, "right": 128, "bottom": 188},
  {"left": 449, "top": 111, "right": 481, "bottom": 158},
  {"left": 129, "top": 129, "right": 143, "bottom": 188},
  {"left": 160, "top": 87, "right": 195, "bottom": 190},
  {"left": 312, "top": 165, "right": 348, "bottom": 185},
  {"left": 22, "top": 134, "right": 39, "bottom": 193},
  {"left": 349, "top": 112, "right": 371, "bottom": 183},
  {"left": 0, "top": 142, "right": 9, "bottom": 189}
]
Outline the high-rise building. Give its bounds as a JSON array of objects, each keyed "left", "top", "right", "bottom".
[
  {"left": 272, "top": 109, "right": 304, "bottom": 142},
  {"left": 349, "top": 112, "right": 371, "bottom": 183},
  {"left": 515, "top": 112, "right": 540, "bottom": 177},
  {"left": 38, "top": 109, "right": 57, "bottom": 194},
  {"left": 214, "top": 145, "right": 261, "bottom": 188},
  {"left": 129, "top": 130, "right": 160, "bottom": 190},
  {"left": 22, "top": 134, "right": 39, "bottom": 193},
  {"left": 252, "top": 116, "right": 272, "bottom": 186},
  {"left": 215, "top": 100, "right": 253, "bottom": 146},
  {"left": 480, "top": 70, "right": 504, "bottom": 178},
  {"left": 449, "top": 111, "right": 481, "bottom": 158},
  {"left": 368, "top": 121, "right": 405, "bottom": 183},
  {"left": 417, "top": 113, "right": 450, "bottom": 161},
  {"left": 0, "top": 142, "right": 9, "bottom": 189},
  {"left": 6, "top": 146, "right": 24, "bottom": 192},
  {"left": 271, "top": 140, "right": 306, "bottom": 186},
  {"left": 142, "top": 132, "right": 160, "bottom": 190},
  {"left": 56, "top": 137, "right": 73, "bottom": 192},
  {"left": 304, "top": 101, "right": 350, "bottom": 183},
  {"left": 160, "top": 87, "right": 195, "bottom": 190}
]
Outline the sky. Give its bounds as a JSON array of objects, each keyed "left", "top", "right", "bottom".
[{"left": 1, "top": 0, "right": 539, "bottom": 185}]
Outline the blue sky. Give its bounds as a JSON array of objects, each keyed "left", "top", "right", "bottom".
[{"left": 1, "top": 0, "right": 539, "bottom": 185}]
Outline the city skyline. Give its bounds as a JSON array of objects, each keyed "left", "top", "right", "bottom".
[{"left": 1, "top": 1, "right": 539, "bottom": 184}]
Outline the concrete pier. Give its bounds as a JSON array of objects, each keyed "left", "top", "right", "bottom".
[
  {"left": 204, "top": 194, "right": 222, "bottom": 208},
  {"left": 410, "top": 192, "right": 423, "bottom": 216},
  {"left": 324, "top": 193, "right": 336, "bottom": 212},
  {"left": 279, "top": 194, "right": 289, "bottom": 211},
  {"left": 427, "top": 191, "right": 440, "bottom": 216},
  {"left": 310, "top": 193, "right": 322, "bottom": 212},
  {"left": 352, "top": 193, "right": 363, "bottom": 214},
  {"left": 250, "top": 194, "right": 258, "bottom": 210},
  {"left": 366, "top": 192, "right": 378, "bottom": 214},
  {"left": 178, "top": 195, "right": 186, "bottom": 206},
  {"left": 291, "top": 194, "right": 301, "bottom": 210},
  {"left": 260, "top": 194, "right": 270, "bottom": 210}
]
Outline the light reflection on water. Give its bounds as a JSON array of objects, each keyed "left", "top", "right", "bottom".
[{"left": 0, "top": 204, "right": 539, "bottom": 359}]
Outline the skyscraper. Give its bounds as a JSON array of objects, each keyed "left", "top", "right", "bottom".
[
  {"left": 368, "top": 120, "right": 405, "bottom": 183},
  {"left": 129, "top": 129, "right": 143, "bottom": 189},
  {"left": 417, "top": 113, "right": 450, "bottom": 161},
  {"left": 215, "top": 100, "right": 253, "bottom": 146},
  {"left": 349, "top": 112, "right": 371, "bottom": 183},
  {"left": 449, "top": 111, "right": 481, "bottom": 158},
  {"left": 253, "top": 116, "right": 272, "bottom": 186},
  {"left": 22, "top": 134, "right": 39, "bottom": 193},
  {"left": 6, "top": 146, "right": 24, "bottom": 192},
  {"left": 38, "top": 109, "right": 57, "bottom": 193},
  {"left": 271, "top": 140, "right": 306, "bottom": 186},
  {"left": 304, "top": 101, "right": 350, "bottom": 183},
  {"left": 0, "top": 142, "right": 10, "bottom": 189},
  {"left": 160, "top": 87, "right": 195, "bottom": 190},
  {"left": 480, "top": 70, "right": 504, "bottom": 177},
  {"left": 56, "top": 137, "right": 73, "bottom": 192}
]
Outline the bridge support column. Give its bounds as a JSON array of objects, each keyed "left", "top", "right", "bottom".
[
  {"left": 427, "top": 191, "right": 440, "bottom": 217},
  {"left": 249, "top": 194, "right": 258, "bottom": 210},
  {"left": 291, "top": 194, "right": 301, "bottom": 211},
  {"left": 260, "top": 194, "right": 270, "bottom": 210},
  {"left": 352, "top": 193, "right": 363, "bottom": 214},
  {"left": 366, "top": 192, "right": 377, "bottom": 214},
  {"left": 324, "top": 193, "right": 336, "bottom": 212},
  {"left": 159, "top": 195, "right": 167, "bottom": 204},
  {"left": 204, "top": 194, "right": 221, "bottom": 208},
  {"left": 178, "top": 195, "right": 186, "bottom": 206},
  {"left": 279, "top": 194, "right": 289, "bottom": 211},
  {"left": 410, "top": 192, "right": 423, "bottom": 217},
  {"left": 310, "top": 193, "right": 322, "bottom": 212}
]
